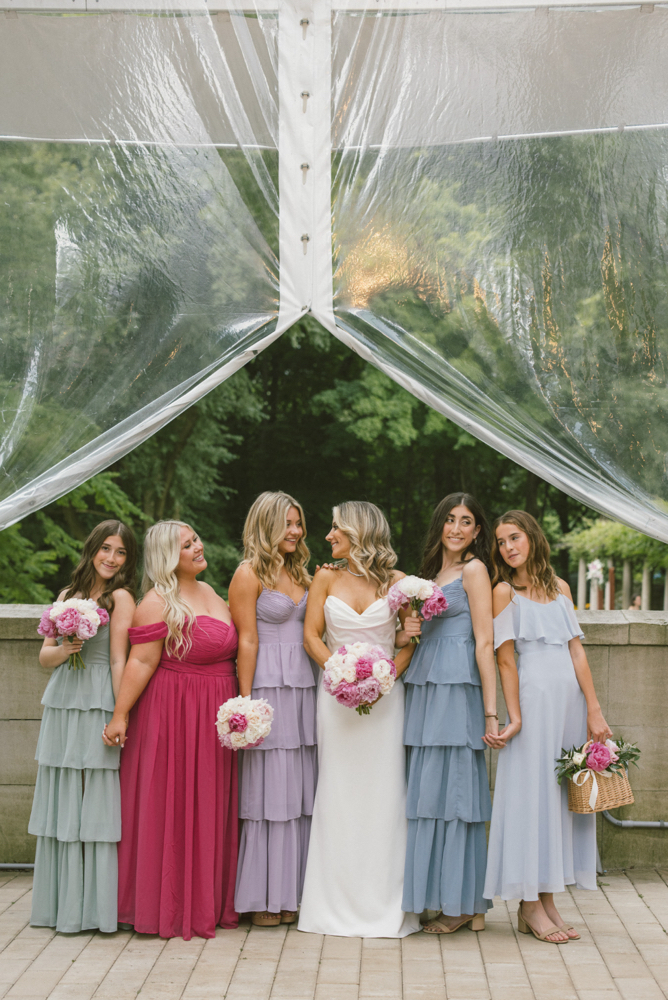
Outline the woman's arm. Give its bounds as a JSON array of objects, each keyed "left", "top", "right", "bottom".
[
  {"left": 228, "top": 564, "right": 261, "bottom": 698},
  {"left": 463, "top": 560, "right": 502, "bottom": 747},
  {"left": 39, "top": 635, "right": 83, "bottom": 669},
  {"left": 108, "top": 589, "right": 135, "bottom": 699},
  {"left": 491, "top": 583, "right": 522, "bottom": 747},
  {"left": 303, "top": 569, "right": 335, "bottom": 669},
  {"left": 104, "top": 595, "right": 165, "bottom": 747},
  {"left": 558, "top": 580, "right": 612, "bottom": 742}
]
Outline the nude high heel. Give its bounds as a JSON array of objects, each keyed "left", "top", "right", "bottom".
[{"left": 423, "top": 913, "right": 485, "bottom": 934}]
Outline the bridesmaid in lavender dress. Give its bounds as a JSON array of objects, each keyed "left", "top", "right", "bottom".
[{"left": 229, "top": 492, "right": 317, "bottom": 926}]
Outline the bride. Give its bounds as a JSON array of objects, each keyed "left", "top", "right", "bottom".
[{"left": 299, "top": 501, "right": 421, "bottom": 938}]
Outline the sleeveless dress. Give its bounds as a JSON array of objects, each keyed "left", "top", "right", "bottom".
[
  {"left": 118, "top": 616, "right": 239, "bottom": 939},
  {"left": 483, "top": 593, "right": 597, "bottom": 901},
  {"left": 298, "top": 596, "right": 420, "bottom": 938},
  {"left": 29, "top": 623, "right": 120, "bottom": 933},
  {"left": 235, "top": 588, "right": 317, "bottom": 914},
  {"left": 402, "top": 577, "right": 491, "bottom": 917}
]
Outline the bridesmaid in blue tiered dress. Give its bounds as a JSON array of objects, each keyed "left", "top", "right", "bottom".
[
  {"left": 229, "top": 492, "right": 317, "bottom": 926},
  {"left": 403, "top": 493, "right": 503, "bottom": 933}
]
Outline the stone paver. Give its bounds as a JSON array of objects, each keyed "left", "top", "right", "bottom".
[{"left": 0, "top": 871, "right": 666, "bottom": 999}]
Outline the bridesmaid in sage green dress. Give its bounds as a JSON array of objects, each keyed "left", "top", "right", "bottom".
[{"left": 29, "top": 520, "right": 137, "bottom": 934}]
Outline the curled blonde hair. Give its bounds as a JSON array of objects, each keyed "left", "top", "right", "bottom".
[
  {"left": 142, "top": 519, "right": 196, "bottom": 657},
  {"left": 491, "top": 510, "right": 560, "bottom": 601},
  {"left": 333, "top": 501, "right": 397, "bottom": 597},
  {"left": 242, "top": 491, "right": 312, "bottom": 591}
]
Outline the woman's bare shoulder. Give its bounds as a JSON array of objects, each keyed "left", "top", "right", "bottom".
[
  {"left": 462, "top": 558, "right": 489, "bottom": 581},
  {"left": 111, "top": 588, "right": 136, "bottom": 610},
  {"left": 492, "top": 581, "right": 513, "bottom": 615},
  {"left": 132, "top": 590, "right": 165, "bottom": 627}
]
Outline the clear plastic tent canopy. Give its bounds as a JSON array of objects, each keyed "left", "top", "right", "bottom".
[{"left": 1, "top": 0, "right": 668, "bottom": 538}]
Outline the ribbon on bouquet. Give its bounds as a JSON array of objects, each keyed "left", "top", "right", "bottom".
[{"left": 572, "top": 768, "right": 613, "bottom": 809}]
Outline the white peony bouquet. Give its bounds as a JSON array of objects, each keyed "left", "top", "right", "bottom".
[{"left": 215, "top": 695, "right": 274, "bottom": 750}]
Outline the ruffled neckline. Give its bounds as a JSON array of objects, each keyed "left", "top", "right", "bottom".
[{"left": 493, "top": 592, "right": 583, "bottom": 649}]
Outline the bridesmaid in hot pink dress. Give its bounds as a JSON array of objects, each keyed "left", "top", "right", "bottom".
[{"left": 104, "top": 520, "right": 239, "bottom": 939}]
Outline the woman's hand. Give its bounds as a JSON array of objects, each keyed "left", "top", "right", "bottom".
[
  {"left": 397, "top": 611, "right": 422, "bottom": 647},
  {"left": 481, "top": 715, "right": 506, "bottom": 749},
  {"left": 587, "top": 708, "right": 612, "bottom": 744},
  {"left": 103, "top": 713, "right": 128, "bottom": 747},
  {"left": 315, "top": 563, "right": 340, "bottom": 573},
  {"left": 490, "top": 719, "right": 522, "bottom": 748}
]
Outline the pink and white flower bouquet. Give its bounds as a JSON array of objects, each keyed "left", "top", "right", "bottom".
[
  {"left": 37, "top": 598, "right": 110, "bottom": 670},
  {"left": 387, "top": 576, "right": 448, "bottom": 643},
  {"left": 216, "top": 695, "right": 274, "bottom": 750},
  {"left": 323, "top": 642, "right": 396, "bottom": 716}
]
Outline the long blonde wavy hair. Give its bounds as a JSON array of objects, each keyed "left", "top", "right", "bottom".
[
  {"left": 142, "top": 519, "right": 197, "bottom": 657},
  {"left": 491, "top": 510, "right": 560, "bottom": 601},
  {"left": 242, "top": 492, "right": 312, "bottom": 591},
  {"left": 333, "top": 501, "right": 397, "bottom": 597}
]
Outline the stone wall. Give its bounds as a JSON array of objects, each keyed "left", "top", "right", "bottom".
[{"left": 1, "top": 606, "right": 667, "bottom": 867}]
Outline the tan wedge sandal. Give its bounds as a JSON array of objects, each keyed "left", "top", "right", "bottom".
[
  {"left": 280, "top": 910, "right": 298, "bottom": 924},
  {"left": 252, "top": 911, "right": 281, "bottom": 926},
  {"left": 422, "top": 913, "right": 485, "bottom": 934},
  {"left": 517, "top": 906, "right": 569, "bottom": 943}
]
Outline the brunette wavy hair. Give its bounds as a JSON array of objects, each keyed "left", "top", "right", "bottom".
[
  {"left": 333, "top": 501, "right": 397, "bottom": 597},
  {"left": 419, "top": 493, "right": 491, "bottom": 580},
  {"left": 242, "top": 491, "right": 312, "bottom": 591},
  {"left": 62, "top": 520, "right": 137, "bottom": 612},
  {"left": 491, "top": 510, "right": 560, "bottom": 600}
]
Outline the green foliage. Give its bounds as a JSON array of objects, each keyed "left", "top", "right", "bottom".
[
  {"left": 0, "top": 524, "right": 57, "bottom": 603},
  {"left": 564, "top": 518, "right": 668, "bottom": 567}
]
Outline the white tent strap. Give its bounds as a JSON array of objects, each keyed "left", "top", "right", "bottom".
[
  {"left": 1, "top": 0, "right": 660, "bottom": 9},
  {"left": 277, "top": 0, "right": 332, "bottom": 322}
]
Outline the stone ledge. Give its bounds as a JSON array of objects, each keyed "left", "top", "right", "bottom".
[
  {"left": 579, "top": 610, "right": 668, "bottom": 645},
  {"left": 0, "top": 606, "right": 44, "bottom": 640}
]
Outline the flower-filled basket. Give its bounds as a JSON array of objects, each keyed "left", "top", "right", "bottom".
[{"left": 555, "top": 739, "right": 640, "bottom": 814}]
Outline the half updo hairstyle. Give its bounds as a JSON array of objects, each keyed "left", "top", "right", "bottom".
[
  {"left": 63, "top": 519, "right": 137, "bottom": 612},
  {"left": 333, "top": 501, "right": 397, "bottom": 597},
  {"left": 491, "top": 510, "right": 560, "bottom": 601},
  {"left": 242, "top": 491, "right": 312, "bottom": 591},
  {"left": 141, "top": 519, "right": 199, "bottom": 657},
  {"left": 419, "top": 492, "right": 491, "bottom": 580}
]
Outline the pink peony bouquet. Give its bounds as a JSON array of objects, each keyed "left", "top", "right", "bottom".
[
  {"left": 38, "top": 598, "right": 110, "bottom": 670},
  {"left": 387, "top": 575, "right": 448, "bottom": 643},
  {"left": 555, "top": 738, "right": 640, "bottom": 806},
  {"left": 323, "top": 642, "right": 396, "bottom": 716},
  {"left": 215, "top": 695, "right": 274, "bottom": 750}
]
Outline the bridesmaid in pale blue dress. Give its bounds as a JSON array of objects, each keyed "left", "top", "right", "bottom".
[
  {"left": 229, "top": 492, "right": 317, "bottom": 927},
  {"left": 403, "top": 493, "right": 503, "bottom": 934},
  {"left": 484, "top": 511, "right": 611, "bottom": 944},
  {"left": 30, "top": 520, "right": 137, "bottom": 933}
]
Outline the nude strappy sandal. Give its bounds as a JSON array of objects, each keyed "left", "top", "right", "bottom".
[
  {"left": 422, "top": 913, "right": 485, "bottom": 934},
  {"left": 517, "top": 905, "right": 569, "bottom": 943}
]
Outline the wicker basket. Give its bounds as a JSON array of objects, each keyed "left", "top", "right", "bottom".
[{"left": 568, "top": 768, "right": 634, "bottom": 814}]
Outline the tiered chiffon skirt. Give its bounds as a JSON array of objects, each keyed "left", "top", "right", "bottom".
[
  {"left": 29, "top": 631, "right": 120, "bottom": 933},
  {"left": 235, "top": 593, "right": 317, "bottom": 915},
  {"left": 402, "top": 582, "right": 491, "bottom": 918}
]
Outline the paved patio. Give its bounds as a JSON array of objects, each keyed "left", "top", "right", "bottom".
[{"left": 1, "top": 869, "right": 668, "bottom": 1000}]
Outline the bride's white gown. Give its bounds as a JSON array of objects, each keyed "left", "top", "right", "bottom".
[{"left": 298, "top": 595, "right": 420, "bottom": 938}]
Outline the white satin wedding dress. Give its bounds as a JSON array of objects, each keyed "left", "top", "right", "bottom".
[{"left": 298, "top": 595, "right": 420, "bottom": 938}]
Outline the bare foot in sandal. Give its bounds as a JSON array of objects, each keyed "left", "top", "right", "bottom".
[
  {"left": 423, "top": 913, "right": 485, "bottom": 934},
  {"left": 540, "top": 893, "right": 580, "bottom": 939},
  {"left": 252, "top": 911, "right": 281, "bottom": 926},
  {"left": 518, "top": 901, "right": 569, "bottom": 943}
]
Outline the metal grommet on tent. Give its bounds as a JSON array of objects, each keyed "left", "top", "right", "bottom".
[{"left": 300, "top": 17, "right": 310, "bottom": 38}]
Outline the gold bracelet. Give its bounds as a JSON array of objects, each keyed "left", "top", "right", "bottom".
[{"left": 485, "top": 713, "right": 499, "bottom": 719}]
